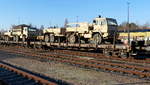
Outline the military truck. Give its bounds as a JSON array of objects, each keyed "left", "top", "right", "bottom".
[
  {"left": 43, "top": 27, "right": 66, "bottom": 42},
  {"left": 43, "top": 16, "right": 118, "bottom": 44},
  {"left": 4, "top": 24, "right": 39, "bottom": 42},
  {"left": 66, "top": 16, "right": 118, "bottom": 44},
  {"left": 3, "top": 30, "right": 13, "bottom": 41}
]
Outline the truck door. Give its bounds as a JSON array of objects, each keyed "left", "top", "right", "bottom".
[
  {"left": 93, "top": 19, "right": 107, "bottom": 33},
  {"left": 23, "top": 27, "right": 28, "bottom": 37}
]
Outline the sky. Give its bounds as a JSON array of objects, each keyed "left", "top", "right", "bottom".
[{"left": 0, "top": 0, "right": 150, "bottom": 30}]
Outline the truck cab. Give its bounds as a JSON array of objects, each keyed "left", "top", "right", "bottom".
[
  {"left": 11, "top": 24, "right": 38, "bottom": 42},
  {"left": 3, "top": 30, "right": 13, "bottom": 41},
  {"left": 91, "top": 17, "right": 118, "bottom": 43}
]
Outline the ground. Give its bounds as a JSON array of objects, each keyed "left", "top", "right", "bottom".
[{"left": 0, "top": 50, "right": 150, "bottom": 85}]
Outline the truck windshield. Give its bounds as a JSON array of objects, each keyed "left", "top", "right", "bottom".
[
  {"left": 67, "top": 24, "right": 80, "bottom": 27},
  {"left": 107, "top": 19, "right": 117, "bottom": 26},
  {"left": 12, "top": 28, "right": 22, "bottom": 32},
  {"left": 28, "top": 28, "right": 36, "bottom": 32}
]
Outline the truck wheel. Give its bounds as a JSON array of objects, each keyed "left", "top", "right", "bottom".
[
  {"left": 5, "top": 36, "right": 9, "bottom": 41},
  {"left": 22, "top": 36, "right": 26, "bottom": 42},
  {"left": 50, "top": 34, "right": 55, "bottom": 43},
  {"left": 15, "top": 36, "right": 19, "bottom": 42},
  {"left": 68, "top": 34, "right": 76, "bottom": 44},
  {"left": 44, "top": 34, "right": 50, "bottom": 42},
  {"left": 13, "top": 36, "right": 16, "bottom": 41},
  {"left": 120, "top": 52, "right": 128, "bottom": 59},
  {"left": 92, "top": 34, "right": 102, "bottom": 44}
]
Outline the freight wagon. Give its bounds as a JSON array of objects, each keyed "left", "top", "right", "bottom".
[
  {"left": 119, "top": 29, "right": 150, "bottom": 45},
  {"left": 1, "top": 16, "right": 150, "bottom": 59}
]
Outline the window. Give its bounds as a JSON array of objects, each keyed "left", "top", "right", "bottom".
[
  {"left": 93, "top": 20, "right": 106, "bottom": 25},
  {"left": 101, "top": 20, "right": 106, "bottom": 25},
  {"left": 107, "top": 19, "right": 117, "bottom": 26},
  {"left": 12, "top": 29, "right": 21, "bottom": 32},
  {"left": 67, "top": 24, "right": 80, "bottom": 27},
  {"left": 28, "top": 28, "right": 36, "bottom": 32},
  {"left": 93, "top": 20, "right": 96, "bottom": 23},
  {"left": 97, "top": 20, "right": 101, "bottom": 25}
]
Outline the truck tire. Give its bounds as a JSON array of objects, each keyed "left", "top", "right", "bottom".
[
  {"left": 92, "top": 33, "right": 102, "bottom": 44},
  {"left": 50, "top": 34, "right": 55, "bottom": 43},
  {"left": 15, "top": 36, "right": 19, "bottom": 42},
  {"left": 22, "top": 35, "right": 26, "bottom": 42},
  {"left": 44, "top": 34, "right": 50, "bottom": 43},
  {"left": 5, "top": 36, "right": 9, "bottom": 41},
  {"left": 120, "top": 52, "right": 128, "bottom": 59},
  {"left": 68, "top": 34, "right": 77, "bottom": 44},
  {"left": 13, "top": 36, "right": 16, "bottom": 41}
]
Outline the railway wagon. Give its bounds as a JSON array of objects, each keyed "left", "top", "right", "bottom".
[
  {"left": 1, "top": 16, "right": 150, "bottom": 59},
  {"left": 1, "top": 39, "right": 149, "bottom": 59},
  {"left": 119, "top": 29, "right": 150, "bottom": 45}
]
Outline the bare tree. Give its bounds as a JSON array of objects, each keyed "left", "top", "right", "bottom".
[
  {"left": 118, "top": 22, "right": 128, "bottom": 31},
  {"left": 142, "top": 22, "right": 150, "bottom": 29},
  {"left": 118, "top": 22, "right": 140, "bottom": 31},
  {"left": 130, "top": 23, "right": 139, "bottom": 30},
  {"left": 64, "top": 18, "right": 68, "bottom": 28},
  {"left": 40, "top": 25, "right": 44, "bottom": 30},
  {"left": 39, "top": 25, "right": 44, "bottom": 35}
]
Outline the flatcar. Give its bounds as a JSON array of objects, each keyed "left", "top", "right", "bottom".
[{"left": 118, "top": 29, "right": 150, "bottom": 45}]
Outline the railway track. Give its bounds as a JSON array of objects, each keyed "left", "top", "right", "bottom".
[
  {"left": 51, "top": 49, "right": 150, "bottom": 64},
  {"left": 1, "top": 44, "right": 150, "bottom": 64},
  {"left": 0, "top": 61, "right": 71, "bottom": 85},
  {"left": 2, "top": 45, "right": 150, "bottom": 67},
  {"left": 1, "top": 46, "right": 150, "bottom": 80},
  {"left": 2, "top": 45, "right": 150, "bottom": 65}
]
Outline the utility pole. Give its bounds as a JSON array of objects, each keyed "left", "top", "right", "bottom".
[
  {"left": 76, "top": 16, "right": 78, "bottom": 23},
  {"left": 76, "top": 16, "right": 79, "bottom": 32},
  {"left": 18, "top": 17, "right": 21, "bottom": 25},
  {"left": 49, "top": 21, "right": 51, "bottom": 27},
  {"left": 64, "top": 18, "right": 68, "bottom": 28},
  {"left": 127, "top": 2, "right": 130, "bottom": 45},
  {"left": 76, "top": 16, "right": 79, "bottom": 26}
]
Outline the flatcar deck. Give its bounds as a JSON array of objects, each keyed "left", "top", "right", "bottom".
[{"left": 0, "top": 40, "right": 128, "bottom": 50}]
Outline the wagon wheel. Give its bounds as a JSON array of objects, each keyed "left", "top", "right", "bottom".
[
  {"left": 50, "top": 34, "right": 55, "bottom": 43},
  {"left": 44, "top": 34, "right": 50, "bottom": 43},
  {"left": 103, "top": 49, "right": 109, "bottom": 57},
  {"left": 68, "top": 34, "right": 77, "bottom": 44},
  {"left": 92, "top": 33, "right": 102, "bottom": 44}
]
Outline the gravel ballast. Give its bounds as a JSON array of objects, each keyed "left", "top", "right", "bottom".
[{"left": 0, "top": 50, "right": 150, "bottom": 85}]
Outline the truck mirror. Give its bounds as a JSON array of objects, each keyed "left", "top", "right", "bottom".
[{"left": 93, "top": 20, "right": 96, "bottom": 23}]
